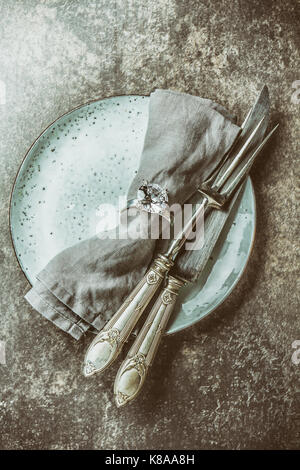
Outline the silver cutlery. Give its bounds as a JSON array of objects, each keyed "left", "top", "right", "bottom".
[
  {"left": 83, "top": 88, "right": 277, "bottom": 388},
  {"left": 113, "top": 120, "right": 278, "bottom": 406}
]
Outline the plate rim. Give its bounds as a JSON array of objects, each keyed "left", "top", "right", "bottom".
[
  {"left": 166, "top": 180, "right": 256, "bottom": 335},
  {"left": 9, "top": 94, "right": 256, "bottom": 336}
]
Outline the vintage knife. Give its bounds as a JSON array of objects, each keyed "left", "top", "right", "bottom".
[
  {"left": 113, "top": 120, "right": 278, "bottom": 406},
  {"left": 83, "top": 87, "right": 276, "bottom": 380}
]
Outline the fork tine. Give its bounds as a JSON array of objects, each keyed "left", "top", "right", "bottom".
[
  {"left": 240, "top": 107, "right": 252, "bottom": 130},
  {"left": 211, "top": 115, "right": 267, "bottom": 191},
  {"left": 223, "top": 124, "right": 279, "bottom": 199}
]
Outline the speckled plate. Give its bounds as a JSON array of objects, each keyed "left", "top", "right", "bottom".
[{"left": 10, "top": 95, "right": 256, "bottom": 335}]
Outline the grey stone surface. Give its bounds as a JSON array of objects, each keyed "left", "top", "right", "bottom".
[{"left": 0, "top": 0, "right": 299, "bottom": 450}]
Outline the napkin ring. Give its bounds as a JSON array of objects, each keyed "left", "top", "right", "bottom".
[{"left": 121, "top": 180, "right": 171, "bottom": 223}]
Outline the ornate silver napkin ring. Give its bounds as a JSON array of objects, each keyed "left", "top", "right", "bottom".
[{"left": 121, "top": 180, "right": 171, "bottom": 222}]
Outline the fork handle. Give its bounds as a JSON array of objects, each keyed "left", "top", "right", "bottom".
[
  {"left": 83, "top": 254, "right": 173, "bottom": 376},
  {"left": 114, "top": 275, "right": 186, "bottom": 407}
]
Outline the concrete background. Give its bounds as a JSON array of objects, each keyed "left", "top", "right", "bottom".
[{"left": 0, "top": 0, "right": 299, "bottom": 450}]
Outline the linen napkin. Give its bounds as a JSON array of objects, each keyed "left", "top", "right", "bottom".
[{"left": 25, "top": 89, "right": 240, "bottom": 339}]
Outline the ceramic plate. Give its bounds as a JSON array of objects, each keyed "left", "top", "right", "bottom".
[{"left": 10, "top": 95, "right": 256, "bottom": 335}]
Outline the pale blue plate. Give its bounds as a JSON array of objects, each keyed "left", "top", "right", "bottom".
[{"left": 10, "top": 95, "right": 256, "bottom": 335}]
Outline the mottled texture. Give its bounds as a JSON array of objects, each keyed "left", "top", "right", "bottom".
[{"left": 0, "top": 0, "right": 299, "bottom": 450}]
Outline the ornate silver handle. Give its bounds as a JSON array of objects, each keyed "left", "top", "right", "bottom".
[
  {"left": 83, "top": 254, "right": 173, "bottom": 376},
  {"left": 113, "top": 275, "right": 186, "bottom": 407},
  {"left": 83, "top": 193, "right": 207, "bottom": 377}
]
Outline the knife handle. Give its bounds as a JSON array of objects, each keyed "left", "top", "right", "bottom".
[
  {"left": 114, "top": 275, "right": 186, "bottom": 407},
  {"left": 83, "top": 254, "right": 173, "bottom": 376}
]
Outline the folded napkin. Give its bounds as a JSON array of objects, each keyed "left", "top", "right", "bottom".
[{"left": 25, "top": 89, "right": 240, "bottom": 339}]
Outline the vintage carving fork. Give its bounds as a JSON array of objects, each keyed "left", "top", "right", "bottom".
[
  {"left": 83, "top": 89, "right": 277, "bottom": 384},
  {"left": 113, "top": 123, "right": 278, "bottom": 406}
]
